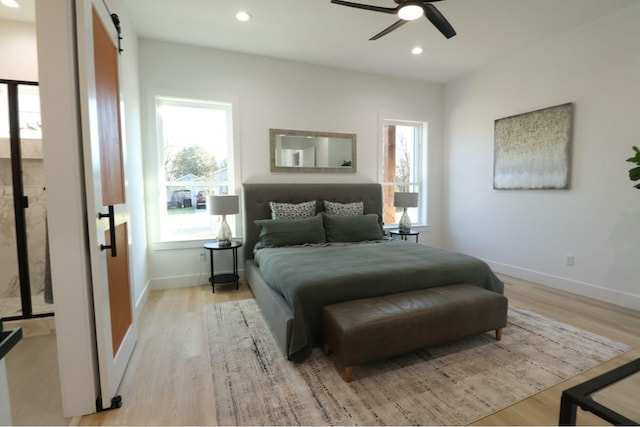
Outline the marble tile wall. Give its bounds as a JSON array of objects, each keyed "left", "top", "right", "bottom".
[
  {"left": 0, "top": 158, "right": 20, "bottom": 301},
  {"left": 23, "top": 159, "right": 48, "bottom": 297},
  {"left": 0, "top": 147, "right": 51, "bottom": 317}
]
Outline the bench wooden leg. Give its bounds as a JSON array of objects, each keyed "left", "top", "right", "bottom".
[
  {"left": 324, "top": 342, "right": 331, "bottom": 355},
  {"left": 345, "top": 366, "right": 353, "bottom": 383},
  {"left": 496, "top": 327, "right": 503, "bottom": 341}
]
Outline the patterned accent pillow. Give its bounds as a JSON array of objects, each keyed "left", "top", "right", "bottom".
[
  {"left": 269, "top": 200, "right": 316, "bottom": 220},
  {"left": 323, "top": 200, "right": 364, "bottom": 216}
]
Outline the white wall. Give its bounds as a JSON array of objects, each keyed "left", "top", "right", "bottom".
[
  {"left": 0, "top": 20, "right": 38, "bottom": 82},
  {"left": 36, "top": 0, "right": 99, "bottom": 415},
  {"left": 444, "top": 3, "right": 640, "bottom": 310},
  {"left": 138, "top": 39, "right": 445, "bottom": 288},
  {"left": 112, "top": 0, "right": 150, "bottom": 321}
]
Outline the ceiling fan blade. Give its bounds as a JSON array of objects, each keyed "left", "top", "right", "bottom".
[
  {"left": 423, "top": 3, "right": 456, "bottom": 39},
  {"left": 369, "top": 19, "right": 408, "bottom": 40},
  {"left": 331, "top": 0, "right": 397, "bottom": 14}
]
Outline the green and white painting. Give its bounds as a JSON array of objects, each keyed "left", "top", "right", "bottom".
[{"left": 494, "top": 103, "right": 573, "bottom": 189}]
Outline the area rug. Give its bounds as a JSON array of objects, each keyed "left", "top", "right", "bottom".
[{"left": 205, "top": 299, "right": 629, "bottom": 426}]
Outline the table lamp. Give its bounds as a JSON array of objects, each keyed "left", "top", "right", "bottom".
[
  {"left": 207, "top": 194, "right": 239, "bottom": 246},
  {"left": 393, "top": 192, "right": 418, "bottom": 232}
]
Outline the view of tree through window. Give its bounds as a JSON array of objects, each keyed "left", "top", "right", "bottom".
[
  {"left": 156, "top": 96, "right": 233, "bottom": 241},
  {"left": 381, "top": 120, "right": 425, "bottom": 226},
  {"left": 165, "top": 146, "right": 221, "bottom": 182}
]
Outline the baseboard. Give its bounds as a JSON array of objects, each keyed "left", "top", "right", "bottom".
[
  {"left": 133, "top": 280, "right": 151, "bottom": 324},
  {"left": 486, "top": 260, "right": 640, "bottom": 311},
  {"left": 150, "top": 269, "right": 246, "bottom": 290},
  {"left": 68, "top": 415, "right": 82, "bottom": 426}
]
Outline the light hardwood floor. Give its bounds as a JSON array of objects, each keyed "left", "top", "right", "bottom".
[
  {"left": 11, "top": 276, "right": 635, "bottom": 426},
  {"left": 473, "top": 276, "right": 640, "bottom": 426},
  {"left": 76, "top": 275, "right": 640, "bottom": 426},
  {"left": 5, "top": 333, "right": 70, "bottom": 426},
  {"left": 80, "top": 281, "right": 254, "bottom": 426}
]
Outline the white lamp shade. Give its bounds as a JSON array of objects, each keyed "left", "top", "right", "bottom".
[
  {"left": 393, "top": 192, "right": 418, "bottom": 208},
  {"left": 207, "top": 195, "right": 239, "bottom": 216}
]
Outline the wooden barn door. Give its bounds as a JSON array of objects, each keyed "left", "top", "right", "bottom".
[{"left": 76, "top": 0, "right": 137, "bottom": 410}]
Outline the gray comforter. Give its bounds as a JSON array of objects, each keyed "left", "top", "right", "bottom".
[{"left": 254, "top": 240, "right": 504, "bottom": 362}]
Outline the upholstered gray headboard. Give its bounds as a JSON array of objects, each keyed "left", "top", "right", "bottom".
[{"left": 242, "top": 183, "right": 383, "bottom": 261}]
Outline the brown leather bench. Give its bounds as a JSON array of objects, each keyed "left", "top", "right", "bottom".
[{"left": 322, "top": 283, "right": 508, "bottom": 382}]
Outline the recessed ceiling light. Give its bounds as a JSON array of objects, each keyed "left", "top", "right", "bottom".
[
  {"left": 411, "top": 46, "right": 424, "bottom": 55},
  {"left": 1, "top": 0, "right": 20, "bottom": 8},
  {"left": 236, "top": 11, "right": 252, "bottom": 22},
  {"left": 398, "top": 4, "right": 423, "bottom": 21}
]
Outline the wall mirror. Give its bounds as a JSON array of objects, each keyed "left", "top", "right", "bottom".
[{"left": 270, "top": 128, "right": 356, "bottom": 173}]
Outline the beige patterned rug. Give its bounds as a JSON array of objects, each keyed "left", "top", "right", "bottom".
[{"left": 205, "top": 299, "right": 629, "bottom": 426}]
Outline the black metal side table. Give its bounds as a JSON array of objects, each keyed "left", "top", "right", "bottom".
[
  {"left": 388, "top": 228, "right": 420, "bottom": 243},
  {"left": 559, "top": 357, "right": 640, "bottom": 425},
  {"left": 203, "top": 240, "right": 242, "bottom": 293}
]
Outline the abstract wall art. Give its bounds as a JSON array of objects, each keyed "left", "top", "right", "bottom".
[{"left": 494, "top": 103, "right": 573, "bottom": 190}]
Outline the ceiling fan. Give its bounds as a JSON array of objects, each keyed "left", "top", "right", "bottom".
[{"left": 330, "top": 0, "right": 456, "bottom": 41}]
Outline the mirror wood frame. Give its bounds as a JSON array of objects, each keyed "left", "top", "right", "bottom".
[{"left": 269, "top": 128, "right": 357, "bottom": 173}]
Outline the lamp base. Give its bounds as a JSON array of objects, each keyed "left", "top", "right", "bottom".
[
  {"left": 216, "top": 215, "right": 232, "bottom": 246},
  {"left": 399, "top": 208, "right": 412, "bottom": 232}
]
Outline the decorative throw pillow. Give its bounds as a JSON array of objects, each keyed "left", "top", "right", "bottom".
[
  {"left": 322, "top": 213, "right": 383, "bottom": 243},
  {"left": 269, "top": 200, "right": 316, "bottom": 220},
  {"left": 323, "top": 200, "right": 364, "bottom": 216},
  {"left": 255, "top": 214, "right": 326, "bottom": 247}
]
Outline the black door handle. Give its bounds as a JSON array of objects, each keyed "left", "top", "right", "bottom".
[{"left": 98, "top": 205, "right": 117, "bottom": 257}]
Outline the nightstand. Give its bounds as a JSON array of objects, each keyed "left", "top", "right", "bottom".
[
  {"left": 388, "top": 228, "right": 420, "bottom": 243},
  {"left": 203, "top": 240, "right": 243, "bottom": 293}
]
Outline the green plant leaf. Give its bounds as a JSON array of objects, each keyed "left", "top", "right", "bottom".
[
  {"left": 627, "top": 145, "right": 640, "bottom": 164},
  {"left": 631, "top": 166, "right": 640, "bottom": 181}
]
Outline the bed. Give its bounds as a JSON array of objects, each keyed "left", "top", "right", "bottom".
[{"left": 243, "top": 183, "right": 504, "bottom": 362}]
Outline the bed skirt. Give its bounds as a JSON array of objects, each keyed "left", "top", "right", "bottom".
[{"left": 245, "top": 260, "right": 294, "bottom": 358}]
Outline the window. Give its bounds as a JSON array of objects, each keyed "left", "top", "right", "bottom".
[
  {"left": 381, "top": 119, "right": 427, "bottom": 227},
  {"left": 155, "top": 96, "right": 234, "bottom": 242}
]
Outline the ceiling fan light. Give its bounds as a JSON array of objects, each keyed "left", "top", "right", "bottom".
[
  {"left": 235, "top": 11, "right": 252, "bottom": 22},
  {"left": 398, "top": 4, "right": 423, "bottom": 21}
]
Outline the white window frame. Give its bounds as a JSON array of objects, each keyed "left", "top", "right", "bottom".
[
  {"left": 379, "top": 116, "right": 428, "bottom": 229},
  {"left": 145, "top": 89, "right": 241, "bottom": 250}
]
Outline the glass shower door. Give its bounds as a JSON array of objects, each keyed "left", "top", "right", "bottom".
[
  {"left": 0, "top": 81, "right": 52, "bottom": 320},
  {"left": 0, "top": 83, "right": 23, "bottom": 318},
  {"left": 18, "top": 84, "right": 52, "bottom": 316}
]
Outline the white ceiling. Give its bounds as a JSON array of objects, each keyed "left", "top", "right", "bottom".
[{"left": 3, "top": 0, "right": 639, "bottom": 83}]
